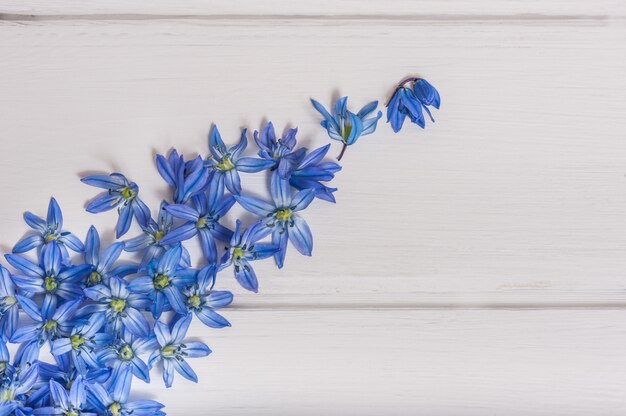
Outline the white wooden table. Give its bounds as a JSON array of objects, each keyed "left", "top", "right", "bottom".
[{"left": 1, "top": 1, "right": 626, "bottom": 414}]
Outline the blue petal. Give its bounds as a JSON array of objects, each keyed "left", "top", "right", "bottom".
[
  {"left": 130, "top": 356, "right": 151, "bottom": 383},
  {"left": 252, "top": 243, "right": 279, "bottom": 260},
  {"left": 23, "top": 211, "right": 47, "bottom": 232},
  {"left": 357, "top": 100, "right": 379, "bottom": 118},
  {"left": 163, "top": 286, "right": 187, "bottom": 315},
  {"left": 163, "top": 359, "right": 175, "bottom": 388},
  {"left": 123, "top": 233, "right": 151, "bottom": 252},
  {"left": 213, "top": 196, "right": 236, "bottom": 218},
  {"left": 132, "top": 198, "right": 151, "bottom": 228},
  {"left": 270, "top": 171, "right": 291, "bottom": 208},
  {"left": 86, "top": 192, "right": 122, "bottom": 213},
  {"left": 290, "top": 189, "right": 315, "bottom": 212},
  {"left": 224, "top": 169, "right": 242, "bottom": 194},
  {"left": 164, "top": 204, "right": 199, "bottom": 222},
  {"left": 298, "top": 144, "right": 329, "bottom": 169},
  {"left": 159, "top": 222, "right": 197, "bottom": 247},
  {"left": 333, "top": 96, "right": 348, "bottom": 117},
  {"left": 51, "top": 337, "right": 72, "bottom": 356},
  {"left": 183, "top": 341, "right": 212, "bottom": 357},
  {"left": 99, "top": 242, "right": 124, "bottom": 273},
  {"left": 5, "top": 254, "right": 43, "bottom": 277},
  {"left": 230, "top": 128, "right": 248, "bottom": 159},
  {"left": 49, "top": 379, "right": 70, "bottom": 409},
  {"left": 158, "top": 245, "right": 182, "bottom": 275},
  {"left": 170, "top": 313, "right": 192, "bottom": 344},
  {"left": 205, "top": 290, "right": 233, "bottom": 308},
  {"left": 154, "top": 321, "right": 170, "bottom": 346},
  {"left": 47, "top": 197, "right": 63, "bottom": 229},
  {"left": 289, "top": 216, "right": 313, "bottom": 256},
  {"left": 413, "top": 78, "right": 441, "bottom": 108},
  {"left": 13, "top": 234, "right": 44, "bottom": 254},
  {"left": 310, "top": 99, "right": 339, "bottom": 131},
  {"left": 236, "top": 157, "right": 274, "bottom": 173},
  {"left": 15, "top": 295, "right": 42, "bottom": 321},
  {"left": 121, "top": 308, "right": 150, "bottom": 337},
  {"left": 234, "top": 261, "right": 258, "bottom": 292},
  {"left": 81, "top": 174, "right": 127, "bottom": 190},
  {"left": 172, "top": 359, "right": 198, "bottom": 383},
  {"left": 127, "top": 276, "right": 153, "bottom": 294},
  {"left": 198, "top": 228, "right": 218, "bottom": 263},
  {"left": 69, "top": 376, "right": 86, "bottom": 409},
  {"left": 84, "top": 226, "right": 100, "bottom": 265},
  {"left": 209, "top": 125, "right": 227, "bottom": 158},
  {"left": 196, "top": 308, "right": 230, "bottom": 328},
  {"left": 272, "top": 230, "right": 288, "bottom": 269},
  {"left": 345, "top": 111, "right": 364, "bottom": 145},
  {"left": 234, "top": 195, "right": 275, "bottom": 216},
  {"left": 116, "top": 205, "right": 134, "bottom": 238},
  {"left": 156, "top": 154, "right": 177, "bottom": 188},
  {"left": 361, "top": 110, "right": 383, "bottom": 135}
]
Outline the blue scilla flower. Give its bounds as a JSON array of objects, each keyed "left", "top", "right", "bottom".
[
  {"left": 160, "top": 179, "right": 234, "bottom": 263},
  {"left": 12, "top": 197, "right": 84, "bottom": 259},
  {"left": 0, "top": 265, "right": 19, "bottom": 340},
  {"left": 86, "top": 366, "right": 165, "bottom": 416},
  {"left": 29, "top": 356, "right": 110, "bottom": 409},
  {"left": 51, "top": 312, "right": 111, "bottom": 375},
  {"left": 127, "top": 245, "right": 196, "bottom": 319},
  {"left": 288, "top": 144, "right": 342, "bottom": 203},
  {"left": 124, "top": 201, "right": 191, "bottom": 269},
  {"left": 82, "top": 277, "right": 151, "bottom": 337},
  {"left": 182, "top": 265, "right": 233, "bottom": 328},
  {"left": 81, "top": 173, "right": 151, "bottom": 238},
  {"left": 235, "top": 173, "right": 315, "bottom": 268},
  {"left": 37, "top": 376, "right": 91, "bottom": 416},
  {"left": 11, "top": 295, "right": 81, "bottom": 347},
  {"left": 83, "top": 226, "right": 136, "bottom": 288},
  {"left": 311, "top": 96, "right": 382, "bottom": 160},
  {"left": 156, "top": 149, "right": 210, "bottom": 204},
  {"left": 254, "top": 122, "right": 307, "bottom": 179},
  {"left": 0, "top": 350, "right": 38, "bottom": 416},
  {"left": 221, "top": 220, "right": 279, "bottom": 293},
  {"left": 386, "top": 77, "right": 440, "bottom": 133},
  {"left": 5, "top": 244, "right": 91, "bottom": 302},
  {"left": 148, "top": 314, "right": 211, "bottom": 388},
  {"left": 205, "top": 126, "right": 274, "bottom": 194},
  {"left": 97, "top": 331, "right": 157, "bottom": 384}
]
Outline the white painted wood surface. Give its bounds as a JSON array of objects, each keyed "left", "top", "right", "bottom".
[{"left": 1, "top": 1, "right": 626, "bottom": 414}]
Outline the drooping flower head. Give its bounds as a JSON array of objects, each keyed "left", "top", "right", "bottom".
[
  {"left": 156, "top": 149, "right": 210, "bottom": 204},
  {"left": 253, "top": 122, "right": 307, "bottom": 179},
  {"left": 386, "top": 77, "right": 440, "bottom": 133},
  {"left": 148, "top": 314, "right": 211, "bottom": 388},
  {"left": 13, "top": 197, "right": 84, "bottom": 260},
  {"left": 81, "top": 173, "right": 151, "bottom": 238},
  {"left": 235, "top": 173, "right": 315, "bottom": 268},
  {"left": 204, "top": 126, "right": 274, "bottom": 194},
  {"left": 311, "top": 96, "right": 382, "bottom": 160}
]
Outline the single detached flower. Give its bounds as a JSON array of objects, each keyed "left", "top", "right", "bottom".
[
  {"left": 11, "top": 295, "right": 81, "bottom": 347},
  {"left": 6, "top": 243, "right": 91, "bottom": 303},
  {"left": 36, "top": 376, "right": 91, "bottom": 416},
  {"left": 83, "top": 276, "right": 151, "bottom": 337},
  {"left": 86, "top": 366, "right": 165, "bottom": 415},
  {"left": 160, "top": 178, "right": 234, "bottom": 263},
  {"left": 205, "top": 126, "right": 274, "bottom": 194},
  {"left": 81, "top": 173, "right": 151, "bottom": 238},
  {"left": 127, "top": 245, "right": 196, "bottom": 319},
  {"left": 148, "top": 314, "right": 211, "bottom": 388},
  {"left": 221, "top": 220, "right": 279, "bottom": 292},
  {"left": 253, "top": 122, "right": 307, "bottom": 179},
  {"left": 83, "top": 226, "right": 136, "bottom": 288},
  {"left": 386, "top": 77, "right": 440, "bottom": 132},
  {"left": 156, "top": 149, "right": 210, "bottom": 204},
  {"left": 311, "top": 96, "right": 382, "bottom": 160},
  {"left": 236, "top": 173, "right": 315, "bottom": 268},
  {"left": 97, "top": 331, "right": 157, "bottom": 384},
  {"left": 0, "top": 265, "right": 19, "bottom": 340},
  {"left": 182, "top": 265, "right": 233, "bottom": 328},
  {"left": 51, "top": 312, "right": 111, "bottom": 375},
  {"left": 13, "top": 197, "right": 84, "bottom": 259},
  {"left": 124, "top": 201, "right": 181, "bottom": 268},
  {"left": 289, "top": 144, "right": 342, "bottom": 203}
]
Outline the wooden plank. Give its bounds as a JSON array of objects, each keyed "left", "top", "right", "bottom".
[
  {"left": 0, "top": 20, "right": 625, "bottom": 305},
  {"left": 122, "top": 309, "right": 626, "bottom": 414},
  {"left": 1, "top": 0, "right": 625, "bottom": 19}
]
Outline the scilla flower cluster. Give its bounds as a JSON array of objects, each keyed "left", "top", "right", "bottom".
[{"left": 0, "top": 77, "right": 439, "bottom": 415}]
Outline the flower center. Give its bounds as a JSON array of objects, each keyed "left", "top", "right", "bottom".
[
  {"left": 153, "top": 274, "right": 171, "bottom": 290},
  {"left": 70, "top": 334, "right": 85, "bottom": 350},
  {"left": 44, "top": 233, "right": 59, "bottom": 243},
  {"left": 275, "top": 208, "right": 293, "bottom": 222},
  {"left": 0, "top": 362, "right": 6, "bottom": 375},
  {"left": 44, "top": 276, "right": 58, "bottom": 292},
  {"left": 154, "top": 230, "right": 164, "bottom": 243},
  {"left": 88, "top": 271, "right": 102, "bottom": 286},
  {"left": 108, "top": 402, "right": 122, "bottom": 416},
  {"left": 196, "top": 217, "right": 208, "bottom": 229},
  {"left": 65, "top": 407, "right": 81, "bottom": 416},
  {"left": 187, "top": 295, "right": 201, "bottom": 309},
  {"left": 120, "top": 186, "right": 136, "bottom": 200},
  {"left": 119, "top": 345, "right": 134, "bottom": 361},
  {"left": 217, "top": 157, "right": 235, "bottom": 172},
  {"left": 1, "top": 295, "right": 16, "bottom": 308},
  {"left": 161, "top": 344, "right": 181, "bottom": 358},
  {"left": 44, "top": 319, "right": 58, "bottom": 334},
  {"left": 232, "top": 247, "right": 245, "bottom": 261},
  {"left": 342, "top": 124, "right": 352, "bottom": 141},
  {"left": 110, "top": 298, "right": 127, "bottom": 313}
]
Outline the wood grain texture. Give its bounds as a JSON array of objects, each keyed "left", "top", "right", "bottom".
[
  {"left": 1, "top": 4, "right": 626, "bottom": 414},
  {"left": 1, "top": 18, "right": 625, "bottom": 306},
  {"left": 128, "top": 309, "right": 626, "bottom": 415}
]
